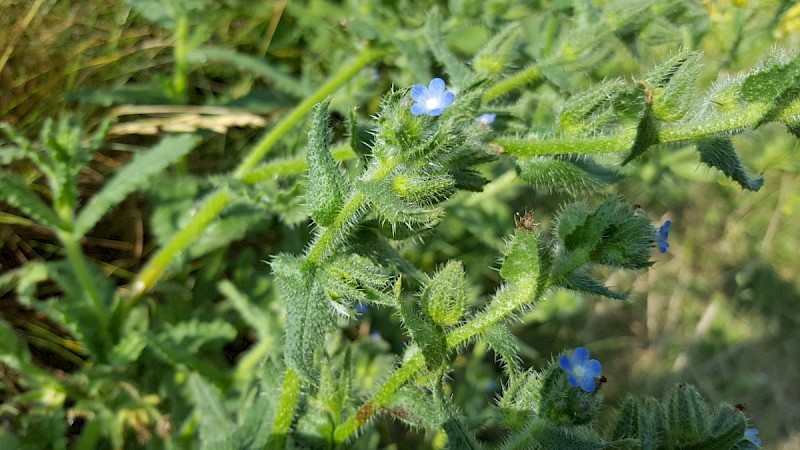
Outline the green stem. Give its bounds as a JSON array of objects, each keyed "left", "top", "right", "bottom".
[
  {"left": 241, "top": 145, "right": 357, "bottom": 185},
  {"left": 59, "top": 232, "right": 112, "bottom": 351},
  {"left": 125, "top": 50, "right": 380, "bottom": 302},
  {"left": 306, "top": 156, "right": 398, "bottom": 265},
  {"left": 333, "top": 277, "right": 540, "bottom": 445},
  {"left": 128, "top": 189, "right": 232, "bottom": 301},
  {"left": 493, "top": 103, "right": 772, "bottom": 158},
  {"left": 305, "top": 192, "right": 367, "bottom": 265},
  {"left": 173, "top": 14, "right": 190, "bottom": 104},
  {"left": 482, "top": 65, "right": 543, "bottom": 102},
  {"left": 265, "top": 368, "right": 302, "bottom": 450},
  {"left": 234, "top": 46, "right": 384, "bottom": 178}
]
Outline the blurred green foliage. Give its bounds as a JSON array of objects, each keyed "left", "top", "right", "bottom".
[{"left": 1, "top": 0, "right": 799, "bottom": 448}]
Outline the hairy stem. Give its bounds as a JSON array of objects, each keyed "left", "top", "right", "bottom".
[
  {"left": 234, "top": 46, "right": 384, "bottom": 178},
  {"left": 493, "top": 103, "right": 773, "bottom": 157},
  {"left": 125, "top": 48, "right": 382, "bottom": 301},
  {"left": 483, "top": 65, "right": 543, "bottom": 102},
  {"left": 265, "top": 368, "right": 302, "bottom": 450},
  {"left": 333, "top": 276, "right": 540, "bottom": 444}
]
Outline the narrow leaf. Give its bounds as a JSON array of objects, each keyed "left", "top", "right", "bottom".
[
  {"left": 306, "top": 100, "right": 347, "bottom": 226},
  {"left": 0, "top": 172, "right": 64, "bottom": 230},
  {"left": 272, "top": 254, "right": 336, "bottom": 380},
  {"left": 696, "top": 137, "right": 764, "bottom": 191},
  {"left": 424, "top": 10, "right": 470, "bottom": 82},
  {"left": 74, "top": 134, "right": 199, "bottom": 237},
  {"left": 191, "top": 46, "right": 307, "bottom": 97},
  {"left": 397, "top": 298, "right": 447, "bottom": 370},
  {"left": 621, "top": 100, "right": 659, "bottom": 166},
  {"left": 189, "top": 374, "right": 236, "bottom": 450}
]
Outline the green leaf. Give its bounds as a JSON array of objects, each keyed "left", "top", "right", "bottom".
[
  {"left": 611, "top": 396, "right": 639, "bottom": 440},
  {"left": 471, "top": 24, "right": 520, "bottom": 76},
  {"left": 434, "top": 383, "right": 484, "bottom": 450},
  {"left": 306, "top": 100, "right": 348, "bottom": 226},
  {"left": 563, "top": 272, "right": 628, "bottom": 300},
  {"left": 638, "top": 397, "right": 668, "bottom": 450},
  {"left": 189, "top": 374, "right": 236, "bottom": 450},
  {"left": 482, "top": 323, "right": 521, "bottom": 376},
  {"left": 621, "top": 100, "right": 659, "bottom": 166},
  {"left": 397, "top": 296, "right": 447, "bottom": 371},
  {"left": 508, "top": 419, "right": 607, "bottom": 450},
  {"left": 190, "top": 46, "right": 307, "bottom": 97},
  {"left": 272, "top": 254, "right": 336, "bottom": 380},
  {"left": 516, "top": 156, "right": 620, "bottom": 195},
  {"left": 384, "top": 385, "right": 444, "bottom": 431},
  {"left": 74, "top": 134, "right": 199, "bottom": 237},
  {"left": 667, "top": 384, "right": 709, "bottom": 444},
  {"left": 218, "top": 280, "right": 272, "bottom": 337},
  {"left": 420, "top": 260, "right": 467, "bottom": 327},
  {"left": 0, "top": 172, "right": 64, "bottom": 231},
  {"left": 424, "top": 10, "right": 470, "bottom": 83},
  {"left": 696, "top": 137, "right": 764, "bottom": 192}
]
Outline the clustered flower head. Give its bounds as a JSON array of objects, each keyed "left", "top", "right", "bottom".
[
  {"left": 559, "top": 347, "right": 602, "bottom": 393},
  {"left": 657, "top": 219, "right": 671, "bottom": 253},
  {"left": 744, "top": 428, "right": 761, "bottom": 447},
  {"left": 410, "top": 78, "right": 455, "bottom": 116}
]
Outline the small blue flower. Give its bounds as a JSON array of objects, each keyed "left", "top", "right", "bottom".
[
  {"left": 744, "top": 428, "right": 761, "bottom": 447},
  {"left": 356, "top": 302, "right": 367, "bottom": 316},
  {"left": 657, "top": 219, "right": 672, "bottom": 253},
  {"left": 410, "top": 78, "right": 455, "bottom": 116},
  {"left": 476, "top": 113, "right": 496, "bottom": 126},
  {"left": 559, "top": 347, "right": 602, "bottom": 393},
  {"left": 369, "top": 331, "right": 382, "bottom": 341}
]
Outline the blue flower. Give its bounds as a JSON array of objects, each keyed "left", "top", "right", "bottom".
[
  {"left": 476, "top": 113, "right": 496, "bottom": 126},
  {"left": 744, "top": 428, "right": 761, "bottom": 447},
  {"left": 559, "top": 347, "right": 602, "bottom": 393},
  {"left": 356, "top": 302, "right": 367, "bottom": 316},
  {"left": 410, "top": 78, "right": 455, "bottom": 116},
  {"left": 657, "top": 219, "right": 671, "bottom": 254}
]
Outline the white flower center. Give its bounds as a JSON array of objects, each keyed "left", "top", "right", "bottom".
[
  {"left": 573, "top": 365, "right": 586, "bottom": 378},
  {"left": 425, "top": 97, "right": 441, "bottom": 110}
]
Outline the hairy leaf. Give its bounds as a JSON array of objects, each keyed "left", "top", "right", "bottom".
[
  {"left": 306, "top": 100, "right": 348, "bottom": 226},
  {"left": 272, "top": 254, "right": 336, "bottom": 380},
  {"left": 189, "top": 374, "right": 236, "bottom": 450},
  {"left": 0, "top": 172, "right": 64, "bottom": 231},
  {"left": 696, "top": 137, "right": 764, "bottom": 192},
  {"left": 74, "top": 134, "right": 200, "bottom": 237}
]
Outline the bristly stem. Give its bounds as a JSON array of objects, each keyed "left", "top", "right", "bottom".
[
  {"left": 482, "top": 65, "right": 543, "bottom": 102},
  {"left": 125, "top": 47, "right": 382, "bottom": 301},
  {"left": 333, "top": 273, "right": 541, "bottom": 445},
  {"left": 492, "top": 102, "right": 774, "bottom": 157},
  {"left": 265, "top": 368, "right": 302, "bottom": 450},
  {"left": 234, "top": 46, "right": 385, "bottom": 178}
]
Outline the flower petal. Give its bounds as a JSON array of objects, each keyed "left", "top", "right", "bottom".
[
  {"left": 586, "top": 359, "right": 602, "bottom": 378},
  {"left": 573, "top": 347, "right": 589, "bottom": 364},
  {"left": 411, "top": 84, "right": 427, "bottom": 101},
  {"left": 410, "top": 103, "right": 426, "bottom": 116},
  {"left": 429, "top": 77, "right": 445, "bottom": 92},
  {"left": 566, "top": 373, "right": 579, "bottom": 388},
  {"left": 440, "top": 91, "right": 455, "bottom": 108},
  {"left": 579, "top": 376, "right": 596, "bottom": 393},
  {"left": 428, "top": 108, "right": 444, "bottom": 116},
  {"left": 559, "top": 354, "right": 573, "bottom": 371}
]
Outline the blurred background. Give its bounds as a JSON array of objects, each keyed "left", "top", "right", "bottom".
[{"left": 1, "top": 0, "right": 799, "bottom": 448}]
